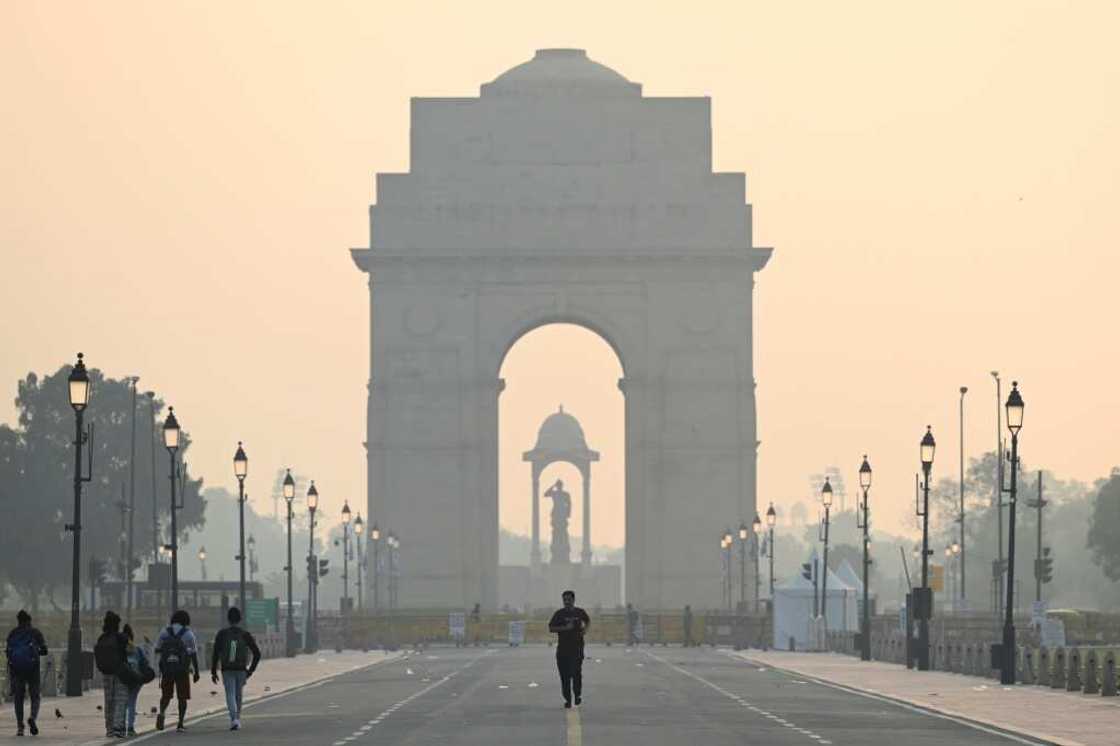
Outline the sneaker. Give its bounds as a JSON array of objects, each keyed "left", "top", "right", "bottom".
[
  {"left": 230, "top": 721, "right": 240, "bottom": 731},
  {"left": 176, "top": 723, "right": 187, "bottom": 732},
  {"left": 564, "top": 701, "right": 572, "bottom": 709},
  {"left": 155, "top": 713, "right": 165, "bottom": 731},
  {"left": 16, "top": 725, "right": 24, "bottom": 737},
  {"left": 28, "top": 719, "right": 37, "bottom": 736},
  {"left": 575, "top": 696, "right": 582, "bottom": 705},
  {"left": 127, "top": 729, "right": 138, "bottom": 737}
]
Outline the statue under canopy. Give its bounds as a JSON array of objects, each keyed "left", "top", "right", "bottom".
[{"left": 544, "top": 478, "right": 572, "bottom": 565}]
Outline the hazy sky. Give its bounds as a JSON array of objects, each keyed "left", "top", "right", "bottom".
[{"left": 3, "top": 2, "right": 1118, "bottom": 550}]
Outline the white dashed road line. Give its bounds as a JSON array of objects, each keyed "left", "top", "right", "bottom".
[{"left": 643, "top": 650, "right": 832, "bottom": 745}]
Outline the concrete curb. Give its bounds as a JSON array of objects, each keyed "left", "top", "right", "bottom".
[{"left": 728, "top": 652, "right": 1075, "bottom": 746}]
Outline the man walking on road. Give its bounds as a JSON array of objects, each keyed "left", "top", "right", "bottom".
[
  {"left": 155, "top": 610, "right": 200, "bottom": 732},
  {"left": 6, "top": 610, "right": 48, "bottom": 737},
  {"left": 548, "top": 590, "right": 590, "bottom": 709},
  {"left": 210, "top": 607, "right": 262, "bottom": 731}
]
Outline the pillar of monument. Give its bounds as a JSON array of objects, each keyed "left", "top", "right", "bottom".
[{"left": 581, "top": 466, "right": 592, "bottom": 568}]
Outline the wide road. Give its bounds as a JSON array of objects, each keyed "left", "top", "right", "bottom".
[{"left": 136, "top": 645, "right": 1048, "bottom": 745}]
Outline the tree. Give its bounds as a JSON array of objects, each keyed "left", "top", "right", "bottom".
[
  {"left": 0, "top": 363, "right": 208, "bottom": 609},
  {"left": 1087, "top": 470, "right": 1120, "bottom": 581}
]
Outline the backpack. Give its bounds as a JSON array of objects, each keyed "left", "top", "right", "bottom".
[
  {"left": 6, "top": 628, "right": 39, "bottom": 674},
  {"left": 94, "top": 632, "right": 123, "bottom": 675},
  {"left": 223, "top": 628, "right": 250, "bottom": 670},
  {"left": 158, "top": 627, "right": 188, "bottom": 676}
]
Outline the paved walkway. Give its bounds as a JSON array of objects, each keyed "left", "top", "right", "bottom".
[
  {"left": 0, "top": 650, "right": 403, "bottom": 745},
  {"left": 731, "top": 650, "right": 1120, "bottom": 746}
]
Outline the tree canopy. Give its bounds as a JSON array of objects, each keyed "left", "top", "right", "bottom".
[{"left": 0, "top": 363, "right": 206, "bottom": 611}]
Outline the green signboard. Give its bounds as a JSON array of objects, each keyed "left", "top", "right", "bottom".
[{"left": 245, "top": 598, "right": 279, "bottom": 631}]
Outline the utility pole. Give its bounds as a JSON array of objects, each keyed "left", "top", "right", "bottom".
[
  {"left": 1028, "top": 471, "right": 1046, "bottom": 603},
  {"left": 126, "top": 376, "right": 138, "bottom": 618},
  {"left": 991, "top": 372, "right": 1004, "bottom": 615},
  {"left": 959, "top": 386, "right": 967, "bottom": 608}
]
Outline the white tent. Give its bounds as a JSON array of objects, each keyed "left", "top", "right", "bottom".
[
  {"left": 772, "top": 566, "right": 860, "bottom": 650},
  {"left": 835, "top": 559, "right": 863, "bottom": 594}
]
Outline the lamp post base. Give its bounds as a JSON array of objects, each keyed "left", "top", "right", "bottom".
[
  {"left": 65, "top": 624, "right": 83, "bottom": 696},
  {"left": 1001, "top": 623, "right": 1017, "bottom": 684}
]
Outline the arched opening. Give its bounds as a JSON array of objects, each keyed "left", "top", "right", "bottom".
[{"left": 498, "top": 323, "right": 625, "bottom": 611}]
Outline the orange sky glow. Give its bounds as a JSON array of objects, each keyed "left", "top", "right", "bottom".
[{"left": 3, "top": 2, "right": 1118, "bottom": 550}]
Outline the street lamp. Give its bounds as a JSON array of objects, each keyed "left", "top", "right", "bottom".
[
  {"left": 248, "top": 534, "right": 257, "bottom": 584},
  {"left": 305, "top": 481, "right": 319, "bottom": 652},
  {"left": 233, "top": 441, "right": 248, "bottom": 611},
  {"left": 819, "top": 478, "right": 833, "bottom": 627},
  {"left": 738, "top": 522, "right": 748, "bottom": 613},
  {"left": 765, "top": 504, "right": 777, "bottom": 597},
  {"left": 342, "top": 501, "right": 352, "bottom": 617},
  {"left": 1001, "top": 382, "right": 1025, "bottom": 684},
  {"left": 282, "top": 469, "right": 297, "bottom": 656},
  {"left": 722, "top": 529, "right": 733, "bottom": 612},
  {"left": 354, "top": 513, "right": 364, "bottom": 613},
  {"left": 916, "top": 426, "right": 936, "bottom": 670},
  {"left": 751, "top": 513, "right": 762, "bottom": 612},
  {"left": 370, "top": 523, "right": 381, "bottom": 613},
  {"left": 65, "top": 352, "right": 92, "bottom": 697},
  {"left": 198, "top": 546, "right": 207, "bottom": 581},
  {"left": 857, "top": 455, "right": 873, "bottom": 661},
  {"left": 162, "top": 407, "right": 181, "bottom": 611}
]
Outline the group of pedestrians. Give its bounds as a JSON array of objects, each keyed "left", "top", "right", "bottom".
[{"left": 6, "top": 606, "right": 260, "bottom": 738}]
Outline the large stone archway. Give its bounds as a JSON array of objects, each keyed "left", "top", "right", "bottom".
[{"left": 352, "top": 49, "right": 772, "bottom": 610}]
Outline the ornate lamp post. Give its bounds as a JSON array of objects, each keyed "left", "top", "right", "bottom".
[
  {"left": 819, "top": 478, "right": 833, "bottom": 627},
  {"left": 354, "top": 513, "right": 364, "bottom": 612},
  {"left": 198, "top": 546, "right": 208, "bottom": 581},
  {"left": 247, "top": 534, "right": 257, "bottom": 584},
  {"left": 162, "top": 408, "right": 182, "bottom": 610},
  {"left": 722, "top": 529, "right": 734, "bottom": 612},
  {"left": 341, "top": 501, "right": 352, "bottom": 615},
  {"left": 282, "top": 469, "right": 296, "bottom": 656},
  {"left": 766, "top": 504, "right": 777, "bottom": 597},
  {"left": 737, "top": 523, "right": 748, "bottom": 612},
  {"left": 370, "top": 523, "right": 381, "bottom": 613},
  {"left": 305, "top": 481, "right": 319, "bottom": 652},
  {"left": 857, "top": 455, "right": 872, "bottom": 661},
  {"left": 387, "top": 533, "right": 400, "bottom": 609},
  {"left": 917, "top": 426, "right": 936, "bottom": 671},
  {"left": 233, "top": 441, "right": 248, "bottom": 610},
  {"left": 65, "top": 353, "right": 92, "bottom": 697},
  {"left": 1001, "top": 382, "right": 1025, "bottom": 684},
  {"left": 751, "top": 513, "right": 763, "bottom": 612}
]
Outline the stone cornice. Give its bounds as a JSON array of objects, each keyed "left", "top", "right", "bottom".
[{"left": 350, "top": 247, "right": 772, "bottom": 273}]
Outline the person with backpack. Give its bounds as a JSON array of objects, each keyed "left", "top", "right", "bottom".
[
  {"left": 210, "top": 607, "right": 262, "bottom": 731},
  {"left": 94, "top": 611, "right": 132, "bottom": 738},
  {"left": 122, "top": 624, "right": 155, "bottom": 737},
  {"left": 5, "top": 610, "right": 48, "bottom": 737},
  {"left": 154, "top": 610, "right": 200, "bottom": 732}
]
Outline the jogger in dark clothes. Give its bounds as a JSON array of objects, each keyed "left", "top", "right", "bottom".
[
  {"left": 548, "top": 590, "right": 590, "bottom": 708},
  {"left": 6, "top": 610, "right": 48, "bottom": 737}
]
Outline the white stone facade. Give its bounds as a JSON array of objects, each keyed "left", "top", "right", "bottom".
[{"left": 351, "top": 49, "right": 771, "bottom": 610}]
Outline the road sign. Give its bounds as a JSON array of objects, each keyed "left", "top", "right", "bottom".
[
  {"left": 1031, "top": 600, "right": 1048, "bottom": 626},
  {"left": 449, "top": 612, "right": 466, "bottom": 640},
  {"left": 246, "top": 598, "right": 279, "bottom": 631},
  {"left": 508, "top": 620, "right": 525, "bottom": 646},
  {"left": 930, "top": 564, "right": 945, "bottom": 592}
]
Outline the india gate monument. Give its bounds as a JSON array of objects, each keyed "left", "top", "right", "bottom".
[{"left": 351, "top": 49, "right": 772, "bottom": 611}]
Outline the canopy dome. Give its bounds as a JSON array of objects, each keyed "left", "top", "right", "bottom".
[
  {"left": 533, "top": 405, "right": 588, "bottom": 451},
  {"left": 482, "top": 48, "right": 641, "bottom": 97}
]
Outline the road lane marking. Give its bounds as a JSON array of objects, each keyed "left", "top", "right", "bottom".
[
  {"left": 729, "top": 652, "right": 1054, "bottom": 746},
  {"left": 644, "top": 650, "right": 830, "bottom": 744},
  {"left": 566, "top": 706, "right": 582, "bottom": 746}
]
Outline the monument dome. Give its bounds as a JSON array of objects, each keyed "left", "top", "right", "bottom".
[
  {"left": 482, "top": 48, "right": 641, "bottom": 96},
  {"left": 532, "top": 405, "right": 590, "bottom": 451}
]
